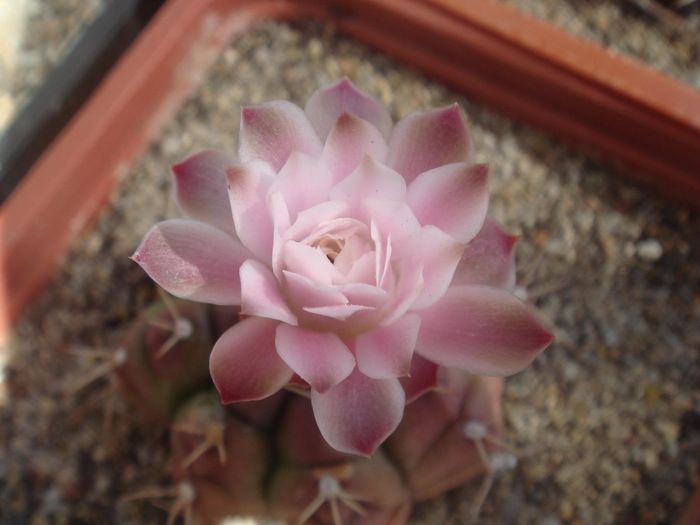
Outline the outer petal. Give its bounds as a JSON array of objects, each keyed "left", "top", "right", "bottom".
[
  {"left": 322, "top": 113, "right": 388, "bottom": 183},
  {"left": 395, "top": 226, "right": 464, "bottom": 310},
  {"left": 226, "top": 160, "right": 275, "bottom": 262},
  {"left": 275, "top": 325, "right": 355, "bottom": 393},
  {"left": 387, "top": 104, "right": 473, "bottom": 182},
  {"left": 407, "top": 162, "right": 489, "bottom": 243},
  {"left": 240, "top": 259, "right": 297, "bottom": 325},
  {"left": 330, "top": 156, "right": 406, "bottom": 218},
  {"left": 311, "top": 369, "right": 405, "bottom": 456},
  {"left": 172, "top": 150, "right": 237, "bottom": 234},
  {"left": 132, "top": 219, "right": 250, "bottom": 305},
  {"left": 356, "top": 314, "right": 421, "bottom": 379},
  {"left": 451, "top": 218, "right": 518, "bottom": 289},
  {"left": 210, "top": 317, "right": 293, "bottom": 402},
  {"left": 239, "top": 101, "right": 322, "bottom": 171},
  {"left": 305, "top": 78, "right": 392, "bottom": 140},
  {"left": 415, "top": 285, "right": 553, "bottom": 376}
]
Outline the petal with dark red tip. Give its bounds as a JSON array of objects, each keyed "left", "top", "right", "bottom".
[
  {"left": 415, "top": 285, "right": 553, "bottom": 376},
  {"left": 387, "top": 105, "right": 473, "bottom": 182},
  {"left": 451, "top": 218, "right": 518, "bottom": 289},
  {"left": 322, "top": 112, "right": 388, "bottom": 183},
  {"left": 172, "top": 150, "right": 237, "bottom": 234},
  {"left": 305, "top": 78, "right": 392, "bottom": 140},
  {"left": 407, "top": 162, "right": 489, "bottom": 243},
  {"left": 210, "top": 317, "right": 292, "bottom": 402},
  {"left": 311, "top": 370, "right": 405, "bottom": 456},
  {"left": 132, "top": 219, "right": 250, "bottom": 305},
  {"left": 239, "top": 101, "right": 322, "bottom": 171}
]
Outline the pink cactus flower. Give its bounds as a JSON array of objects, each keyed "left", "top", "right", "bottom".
[{"left": 132, "top": 79, "right": 552, "bottom": 456}]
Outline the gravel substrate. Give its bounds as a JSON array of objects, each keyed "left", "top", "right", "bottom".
[
  {"left": 1, "top": 17, "right": 699, "bottom": 525},
  {"left": 500, "top": 0, "right": 700, "bottom": 88}
]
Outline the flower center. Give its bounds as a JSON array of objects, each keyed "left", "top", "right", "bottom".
[{"left": 315, "top": 236, "right": 344, "bottom": 263}]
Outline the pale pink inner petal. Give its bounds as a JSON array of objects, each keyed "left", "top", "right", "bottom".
[
  {"left": 283, "top": 270, "right": 348, "bottom": 308},
  {"left": 451, "top": 218, "right": 518, "bottom": 289},
  {"left": 132, "top": 219, "right": 250, "bottom": 305},
  {"left": 336, "top": 282, "right": 388, "bottom": 308},
  {"left": 387, "top": 105, "right": 473, "bottom": 182},
  {"left": 284, "top": 201, "right": 349, "bottom": 243},
  {"left": 322, "top": 113, "right": 388, "bottom": 183},
  {"left": 407, "top": 162, "right": 489, "bottom": 243},
  {"left": 355, "top": 314, "right": 421, "bottom": 379},
  {"left": 303, "top": 304, "right": 374, "bottom": 320},
  {"left": 366, "top": 200, "right": 421, "bottom": 245},
  {"left": 381, "top": 260, "right": 424, "bottom": 326},
  {"left": 172, "top": 150, "right": 237, "bottom": 235},
  {"left": 282, "top": 240, "right": 341, "bottom": 286},
  {"left": 226, "top": 160, "right": 275, "bottom": 262},
  {"left": 344, "top": 251, "right": 377, "bottom": 285},
  {"left": 275, "top": 324, "right": 355, "bottom": 393},
  {"left": 268, "top": 191, "right": 291, "bottom": 278},
  {"left": 394, "top": 226, "right": 464, "bottom": 310},
  {"left": 269, "top": 152, "right": 333, "bottom": 221},
  {"left": 415, "top": 285, "right": 554, "bottom": 376},
  {"left": 239, "top": 100, "right": 322, "bottom": 171},
  {"left": 333, "top": 235, "right": 373, "bottom": 276},
  {"left": 209, "top": 317, "right": 292, "bottom": 402},
  {"left": 305, "top": 78, "right": 392, "bottom": 140},
  {"left": 311, "top": 369, "right": 405, "bottom": 456},
  {"left": 240, "top": 259, "right": 297, "bottom": 325},
  {"left": 330, "top": 156, "right": 406, "bottom": 219}
]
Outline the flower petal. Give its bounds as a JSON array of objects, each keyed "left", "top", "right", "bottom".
[
  {"left": 451, "top": 218, "right": 518, "bottom": 289},
  {"left": 356, "top": 314, "right": 421, "bottom": 379},
  {"left": 407, "top": 162, "right": 489, "bottom": 243},
  {"left": 311, "top": 369, "right": 405, "bottom": 456},
  {"left": 399, "top": 355, "right": 440, "bottom": 404},
  {"left": 226, "top": 160, "right": 275, "bottom": 262},
  {"left": 172, "top": 150, "right": 237, "bottom": 234},
  {"left": 365, "top": 200, "right": 421, "bottom": 244},
  {"left": 415, "top": 285, "right": 553, "bottom": 376},
  {"left": 303, "top": 304, "right": 374, "bottom": 320},
  {"left": 240, "top": 259, "right": 297, "bottom": 325},
  {"left": 269, "top": 152, "right": 333, "bottom": 221},
  {"left": 395, "top": 226, "right": 464, "bottom": 310},
  {"left": 337, "top": 283, "right": 388, "bottom": 308},
  {"left": 284, "top": 200, "right": 349, "bottom": 244},
  {"left": 330, "top": 156, "right": 406, "bottom": 217},
  {"left": 132, "top": 219, "right": 250, "bottom": 305},
  {"left": 282, "top": 240, "right": 340, "bottom": 286},
  {"left": 322, "top": 113, "right": 388, "bottom": 183},
  {"left": 239, "top": 101, "right": 322, "bottom": 171},
  {"left": 283, "top": 270, "right": 347, "bottom": 308},
  {"left": 381, "top": 260, "right": 423, "bottom": 326},
  {"left": 305, "top": 78, "right": 392, "bottom": 140},
  {"left": 210, "top": 317, "right": 292, "bottom": 402},
  {"left": 387, "top": 105, "right": 473, "bottom": 182},
  {"left": 275, "top": 324, "right": 355, "bottom": 393}
]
